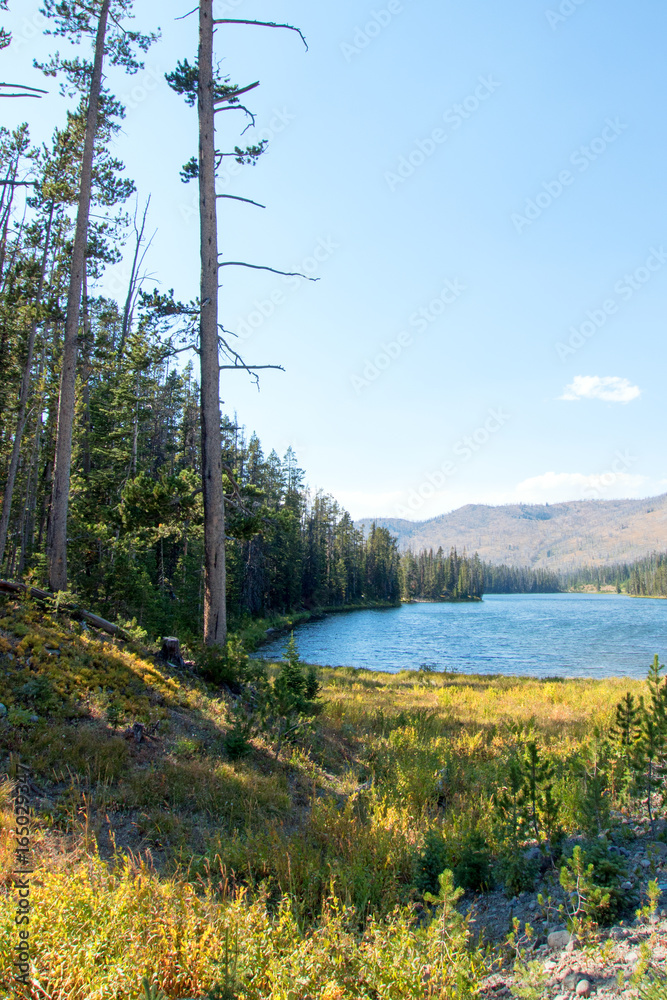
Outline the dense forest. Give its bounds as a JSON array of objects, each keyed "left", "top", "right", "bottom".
[
  {"left": 399, "top": 547, "right": 484, "bottom": 601},
  {"left": 563, "top": 551, "right": 667, "bottom": 596},
  {"left": 481, "top": 561, "right": 561, "bottom": 594},
  {"left": 0, "top": 264, "right": 402, "bottom": 637}
]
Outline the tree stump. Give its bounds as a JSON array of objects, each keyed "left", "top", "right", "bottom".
[{"left": 160, "top": 636, "right": 185, "bottom": 668}]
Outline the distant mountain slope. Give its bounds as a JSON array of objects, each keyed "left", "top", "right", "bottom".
[{"left": 357, "top": 494, "right": 667, "bottom": 570}]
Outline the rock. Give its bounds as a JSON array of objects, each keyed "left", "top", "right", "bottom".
[
  {"left": 543, "top": 960, "right": 557, "bottom": 972},
  {"left": 565, "top": 939, "right": 577, "bottom": 952},
  {"left": 29, "top": 714, "right": 39, "bottom": 722},
  {"left": 548, "top": 929, "right": 571, "bottom": 950},
  {"left": 576, "top": 981, "right": 591, "bottom": 997},
  {"left": 648, "top": 842, "right": 667, "bottom": 858},
  {"left": 640, "top": 858, "right": 651, "bottom": 868},
  {"left": 0, "top": 703, "right": 6, "bottom": 717},
  {"left": 625, "top": 949, "right": 639, "bottom": 965},
  {"left": 621, "top": 881, "right": 633, "bottom": 890}
]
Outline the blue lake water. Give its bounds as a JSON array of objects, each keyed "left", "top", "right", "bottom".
[{"left": 254, "top": 594, "right": 667, "bottom": 679}]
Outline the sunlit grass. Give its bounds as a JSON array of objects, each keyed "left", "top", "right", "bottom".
[{"left": 0, "top": 596, "right": 661, "bottom": 998}]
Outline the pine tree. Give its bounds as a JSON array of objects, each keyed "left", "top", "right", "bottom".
[{"left": 38, "top": 0, "right": 156, "bottom": 591}]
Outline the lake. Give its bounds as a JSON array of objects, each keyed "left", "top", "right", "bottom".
[{"left": 254, "top": 593, "right": 667, "bottom": 679}]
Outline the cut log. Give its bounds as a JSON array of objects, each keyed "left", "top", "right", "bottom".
[
  {"left": 0, "top": 579, "right": 130, "bottom": 639},
  {"left": 160, "top": 636, "right": 185, "bottom": 667}
]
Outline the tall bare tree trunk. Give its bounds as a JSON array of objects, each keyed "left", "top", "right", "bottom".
[
  {"left": 198, "top": 0, "right": 227, "bottom": 646},
  {"left": 0, "top": 202, "right": 54, "bottom": 569},
  {"left": 47, "top": 0, "right": 110, "bottom": 591}
]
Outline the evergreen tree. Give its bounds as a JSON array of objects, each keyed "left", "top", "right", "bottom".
[{"left": 37, "top": 0, "right": 156, "bottom": 591}]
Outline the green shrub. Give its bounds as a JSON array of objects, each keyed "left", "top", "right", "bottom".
[
  {"left": 451, "top": 831, "right": 493, "bottom": 892},
  {"left": 496, "top": 852, "right": 539, "bottom": 897},
  {"left": 560, "top": 840, "right": 633, "bottom": 928},
  {"left": 416, "top": 827, "right": 448, "bottom": 894},
  {"left": 197, "top": 637, "right": 252, "bottom": 690}
]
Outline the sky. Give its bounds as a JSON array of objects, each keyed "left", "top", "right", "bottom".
[{"left": 3, "top": 0, "right": 667, "bottom": 521}]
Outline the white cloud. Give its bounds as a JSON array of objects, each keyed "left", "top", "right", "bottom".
[
  {"left": 514, "top": 470, "right": 647, "bottom": 503},
  {"left": 559, "top": 375, "right": 641, "bottom": 403}
]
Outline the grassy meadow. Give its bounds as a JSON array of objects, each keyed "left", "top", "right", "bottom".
[{"left": 0, "top": 594, "right": 663, "bottom": 999}]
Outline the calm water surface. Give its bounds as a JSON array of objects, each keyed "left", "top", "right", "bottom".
[{"left": 254, "top": 594, "right": 667, "bottom": 679}]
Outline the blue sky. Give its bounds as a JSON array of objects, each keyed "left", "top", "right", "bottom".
[{"left": 3, "top": 0, "right": 667, "bottom": 520}]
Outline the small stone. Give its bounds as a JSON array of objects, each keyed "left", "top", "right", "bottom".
[
  {"left": 544, "top": 960, "right": 557, "bottom": 972},
  {"left": 0, "top": 703, "right": 6, "bottom": 717},
  {"left": 621, "top": 881, "right": 633, "bottom": 890},
  {"left": 565, "top": 939, "right": 577, "bottom": 952},
  {"left": 29, "top": 714, "right": 39, "bottom": 722},
  {"left": 548, "top": 929, "right": 571, "bottom": 950},
  {"left": 625, "top": 949, "right": 639, "bottom": 965},
  {"left": 576, "top": 981, "right": 591, "bottom": 997},
  {"left": 649, "top": 842, "right": 667, "bottom": 858},
  {"left": 528, "top": 901, "right": 536, "bottom": 911},
  {"left": 640, "top": 858, "right": 651, "bottom": 868}
]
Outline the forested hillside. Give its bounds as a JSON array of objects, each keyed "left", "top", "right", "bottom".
[{"left": 359, "top": 495, "right": 667, "bottom": 571}]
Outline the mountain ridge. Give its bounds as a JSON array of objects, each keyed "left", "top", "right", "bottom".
[{"left": 357, "top": 493, "right": 667, "bottom": 570}]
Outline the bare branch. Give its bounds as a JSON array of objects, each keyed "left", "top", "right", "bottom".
[
  {"left": 214, "top": 103, "right": 256, "bottom": 129},
  {"left": 216, "top": 194, "right": 266, "bottom": 209},
  {"left": 219, "top": 364, "right": 284, "bottom": 370},
  {"left": 212, "top": 19, "right": 308, "bottom": 50},
  {"left": 214, "top": 80, "right": 259, "bottom": 105},
  {"left": 222, "top": 463, "right": 252, "bottom": 514},
  {"left": 218, "top": 331, "right": 284, "bottom": 388},
  {"left": 175, "top": 6, "right": 197, "bottom": 19},
  {"left": 169, "top": 344, "right": 199, "bottom": 354},
  {"left": 0, "top": 82, "right": 47, "bottom": 94},
  {"left": 218, "top": 261, "right": 319, "bottom": 282}
]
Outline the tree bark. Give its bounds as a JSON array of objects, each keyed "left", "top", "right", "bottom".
[
  {"left": 0, "top": 202, "right": 54, "bottom": 570},
  {"left": 47, "top": 0, "right": 110, "bottom": 591},
  {"left": 198, "top": 0, "right": 227, "bottom": 647}
]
